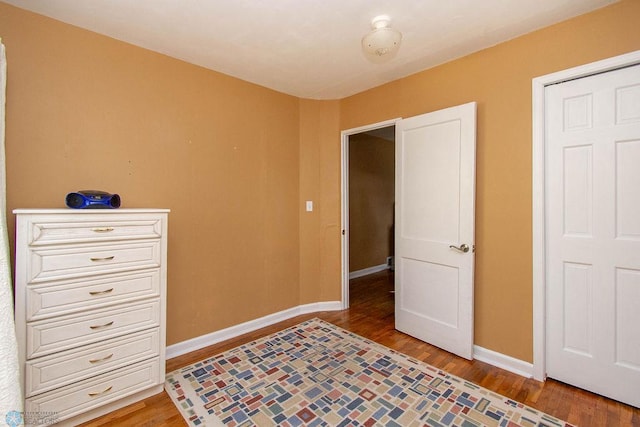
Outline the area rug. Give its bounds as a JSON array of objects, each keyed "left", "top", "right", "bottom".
[{"left": 165, "top": 318, "right": 573, "bottom": 426}]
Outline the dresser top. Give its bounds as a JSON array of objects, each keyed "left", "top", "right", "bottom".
[{"left": 13, "top": 208, "right": 170, "bottom": 214}]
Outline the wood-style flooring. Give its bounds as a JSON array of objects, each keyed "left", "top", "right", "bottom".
[{"left": 82, "top": 270, "right": 640, "bottom": 426}]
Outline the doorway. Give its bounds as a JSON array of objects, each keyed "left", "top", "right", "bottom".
[
  {"left": 341, "top": 119, "right": 399, "bottom": 308},
  {"left": 347, "top": 127, "right": 396, "bottom": 279},
  {"left": 341, "top": 103, "right": 477, "bottom": 360}
]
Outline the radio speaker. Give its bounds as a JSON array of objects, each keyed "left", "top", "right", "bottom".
[{"left": 65, "top": 190, "right": 121, "bottom": 209}]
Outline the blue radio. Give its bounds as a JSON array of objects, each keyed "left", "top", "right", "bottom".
[{"left": 65, "top": 190, "right": 121, "bottom": 209}]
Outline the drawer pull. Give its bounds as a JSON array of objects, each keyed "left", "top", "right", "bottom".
[
  {"left": 89, "top": 288, "right": 114, "bottom": 296},
  {"left": 88, "top": 385, "right": 113, "bottom": 397},
  {"left": 88, "top": 353, "right": 114, "bottom": 364},
  {"left": 91, "top": 227, "right": 115, "bottom": 233},
  {"left": 90, "top": 256, "right": 115, "bottom": 262},
  {"left": 90, "top": 321, "right": 114, "bottom": 330}
]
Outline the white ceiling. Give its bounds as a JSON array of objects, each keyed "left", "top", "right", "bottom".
[{"left": 2, "top": 0, "right": 617, "bottom": 99}]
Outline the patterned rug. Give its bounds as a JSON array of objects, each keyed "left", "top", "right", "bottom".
[{"left": 165, "top": 318, "right": 573, "bottom": 426}]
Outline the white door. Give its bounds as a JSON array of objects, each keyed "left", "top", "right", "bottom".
[
  {"left": 546, "top": 64, "right": 640, "bottom": 407},
  {"left": 395, "top": 102, "right": 476, "bottom": 360}
]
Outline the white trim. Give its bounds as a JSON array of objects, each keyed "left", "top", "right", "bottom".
[
  {"left": 340, "top": 118, "right": 401, "bottom": 310},
  {"left": 341, "top": 131, "right": 350, "bottom": 309},
  {"left": 166, "top": 300, "right": 541, "bottom": 380},
  {"left": 349, "top": 263, "right": 389, "bottom": 280},
  {"left": 473, "top": 346, "right": 534, "bottom": 379},
  {"left": 531, "top": 50, "right": 640, "bottom": 382},
  {"left": 166, "top": 302, "right": 343, "bottom": 359}
]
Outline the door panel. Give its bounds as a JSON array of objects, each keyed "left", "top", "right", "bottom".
[
  {"left": 395, "top": 102, "right": 476, "bottom": 360},
  {"left": 616, "top": 268, "right": 640, "bottom": 370},
  {"left": 546, "top": 64, "right": 640, "bottom": 408},
  {"left": 401, "top": 259, "right": 459, "bottom": 328},
  {"left": 401, "top": 120, "right": 461, "bottom": 243},
  {"left": 561, "top": 262, "right": 592, "bottom": 356},
  {"left": 616, "top": 139, "right": 640, "bottom": 238}
]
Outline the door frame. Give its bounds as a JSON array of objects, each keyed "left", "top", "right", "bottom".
[
  {"left": 531, "top": 49, "right": 640, "bottom": 381},
  {"left": 340, "top": 118, "right": 401, "bottom": 309}
]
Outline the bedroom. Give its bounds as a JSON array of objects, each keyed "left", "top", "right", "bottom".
[{"left": 0, "top": 0, "right": 639, "bottom": 425}]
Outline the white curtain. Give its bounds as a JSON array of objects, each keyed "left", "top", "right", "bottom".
[{"left": 0, "top": 40, "right": 23, "bottom": 424}]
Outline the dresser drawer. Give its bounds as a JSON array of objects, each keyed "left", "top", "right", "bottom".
[
  {"left": 26, "top": 269, "right": 160, "bottom": 321},
  {"left": 26, "top": 329, "right": 160, "bottom": 397},
  {"left": 25, "top": 358, "right": 160, "bottom": 424},
  {"left": 27, "top": 300, "right": 160, "bottom": 358},
  {"left": 25, "top": 216, "right": 164, "bottom": 246},
  {"left": 27, "top": 240, "right": 161, "bottom": 283}
]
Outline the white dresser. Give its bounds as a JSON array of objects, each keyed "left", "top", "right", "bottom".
[{"left": 13, "top": 209, "right": 169, "bottom": 426}]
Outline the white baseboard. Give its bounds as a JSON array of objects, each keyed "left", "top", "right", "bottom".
[
  {"left": 166, "top": 301, "right": 536, "bottom": 381},
  {"left": 473, "top": 345, "right": 534, "bottom": 379},
  {"left": 166, "top": 301, "right": 343, "bottom": 359},
  {"left": 349, "top": 263, "right": 389, "bottom": 279}
]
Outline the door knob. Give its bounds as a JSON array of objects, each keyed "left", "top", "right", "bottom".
[{"left": 449, "top": 243, "right": 470, "bottom": 253}]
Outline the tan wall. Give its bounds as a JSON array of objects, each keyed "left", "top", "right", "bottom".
[
  {"left": 339, "top": 0, "right": 640, "bottom": 361},
  {"left": 298, "top": 99, "right": 342, "bottom": 304},
  {"left": 2, "top": 0, "right": 639, "bottom": 362},
  {"left": 0, "top": 3, "right": 301, "bottom": 345},
  {"left": 348, "top": 133, "right": 394, "bottom": 272}
]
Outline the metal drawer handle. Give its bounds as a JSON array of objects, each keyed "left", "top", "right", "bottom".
[
  {"left": 90, "top": 321, "right": 114, "bottom": 330},
  {"left": 449, "top": 243, "right": 470, "bottom": 253},
  {"left": 90, "top": 256, "right": 115, "bottom": 262},
  {"left": 88, "top": 386, "right": 113, "bottom": 397},
  {"left": 89, "top": 288, "right": 114, "bottom": 296},
  {"left": 89, "top": 353, "right": 114, "bottom": 364},
  {"left": 91, "top": 227, "right": 114, "bottom": 233}
]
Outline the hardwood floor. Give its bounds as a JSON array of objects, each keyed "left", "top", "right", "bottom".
[{"left": 83, "top": 270, "right": 640, "bottom": 426}]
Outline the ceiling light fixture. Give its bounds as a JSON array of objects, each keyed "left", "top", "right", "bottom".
[{"left": 361, "top": 15, "right": 402, "bottom": 63}]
